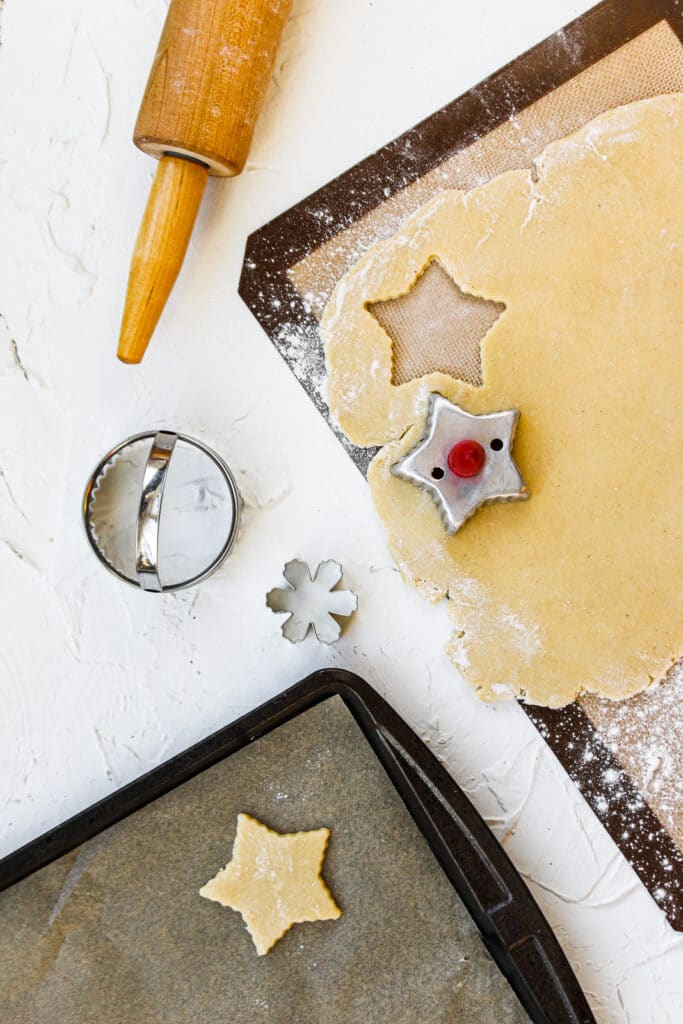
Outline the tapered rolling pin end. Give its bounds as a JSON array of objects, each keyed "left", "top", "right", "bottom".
[
  {"left": 117, "top": 0, "right": 292, "bottom": 361},
  {"left": 117, "top": 155, "right": 209, "bottom": 364}
]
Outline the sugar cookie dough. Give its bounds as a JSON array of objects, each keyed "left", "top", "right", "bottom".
[
  {"left": 200, "top": 813, "right": 341, "bottom": 955},
  {"left": 322, "top": 95, "right": 683, "bottom": 707}
]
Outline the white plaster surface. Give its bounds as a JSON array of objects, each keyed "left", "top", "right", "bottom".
[{"left": 0, "top": 0, "right": 680, "bottom": 1020}]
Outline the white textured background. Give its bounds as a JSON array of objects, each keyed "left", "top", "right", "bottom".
[{"left": 1, "top": 1, "right": 681, "bottom": 1020}]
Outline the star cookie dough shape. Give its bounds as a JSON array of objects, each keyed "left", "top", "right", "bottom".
[
  {"left": 392, "top": 393, "right": 528, "bottom": 535},
  {"left": 199, "top": 813, "right": 342, "bottom": 955}
]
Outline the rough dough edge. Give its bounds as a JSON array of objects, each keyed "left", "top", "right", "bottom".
[{"left": 321, "top": 95, "right": 683, "bottom": 707}]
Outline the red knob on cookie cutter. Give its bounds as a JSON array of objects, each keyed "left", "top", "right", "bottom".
[{"left": 448, "top": 439, "right": 486, "bottom": 478}]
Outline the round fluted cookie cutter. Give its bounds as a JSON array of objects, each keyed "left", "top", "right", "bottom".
[{"left": 82, "top": 430, "right": 241, "bottom": 592}]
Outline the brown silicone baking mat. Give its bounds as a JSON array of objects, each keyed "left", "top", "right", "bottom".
[
  {"left": 0, "top": 695, "right": 532, "bottom": 1023},
  {"left": 239, "top": 0, "right": 683, "bottom": 929}
]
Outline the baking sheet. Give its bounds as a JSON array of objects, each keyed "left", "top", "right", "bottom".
[
  {"left": 239, "top": 0, "right": 683, "bottom": 928},
  {"left": 0, "top": 696, "right": 528, "bottom": 1023}
]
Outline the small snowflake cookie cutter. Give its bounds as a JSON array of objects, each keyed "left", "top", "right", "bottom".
[{"left": 266, "top": 559, "right": 358, "bottom": 644}]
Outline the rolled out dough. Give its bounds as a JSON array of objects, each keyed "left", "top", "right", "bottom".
[{"left": 322, "top": 95, "right": 683, "bottom": 707}]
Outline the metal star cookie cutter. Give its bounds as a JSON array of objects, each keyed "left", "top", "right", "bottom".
[
  {"left": 83, "top": 430, "right": 242, "bottom": 592},
  {"left": 266, "top": 559, "right": 358, "bottom": 644},
  {"left": 391, "top": 393, "right": 529, "bottom": 535}
]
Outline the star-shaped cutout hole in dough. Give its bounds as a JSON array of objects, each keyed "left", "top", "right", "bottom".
[
  {"left": 392, "top": 393, "right": 529, "bottom": 535},
  {"left": 199, "top": 813, "right": 342, "bottom": 955}
]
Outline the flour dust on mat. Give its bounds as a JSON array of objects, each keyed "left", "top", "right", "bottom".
[{"left": 322, "top": 95, "right": 683, "bottom": 707}]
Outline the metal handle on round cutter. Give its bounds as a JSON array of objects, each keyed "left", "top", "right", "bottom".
[{"left": 136, "top": 431, "right": 178, "bottom": 591}]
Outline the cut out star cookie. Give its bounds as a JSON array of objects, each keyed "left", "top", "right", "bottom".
[
  {"left": 199, "top": 813, "right": 342, "bottom": 955},
  {"left": 392, "top": 393, "right": 529, "bottom": 534}
]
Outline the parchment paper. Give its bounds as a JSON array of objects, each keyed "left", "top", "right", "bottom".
[{"left": 0, "top": 697, "right": 528, "bottom": 1023}]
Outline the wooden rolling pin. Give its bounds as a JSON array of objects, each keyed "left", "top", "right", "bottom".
[{"left": 117, "top": 0, "right": 292, "bottom": 364}]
